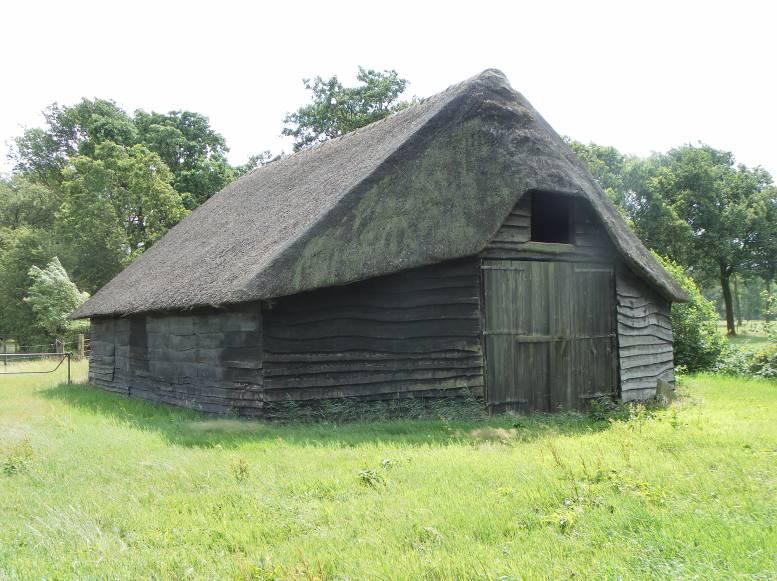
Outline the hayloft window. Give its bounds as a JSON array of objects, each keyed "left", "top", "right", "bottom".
[{"left": 530, "top": 192, "right": 573, "bottom": 244}]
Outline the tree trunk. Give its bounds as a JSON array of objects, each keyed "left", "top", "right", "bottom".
[
  {"left": 734, "top": 276, "right": 742, "bottom": 327},
  {"left": 720, "top": 265, "right": 736, "bottom": 335}
]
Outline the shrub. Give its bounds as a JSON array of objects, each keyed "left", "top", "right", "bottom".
[
  {"left": 716, "top": 343, "right": 777, "bottom": 379},
  {"left": 763, "top": 290, "right": 777, "bottom": 322},
  {"left": 760, "top": 290, "right": 777, "bottom": 341},
  {"left": 653, "top": 254, "right": 726, "bottom": 372}
]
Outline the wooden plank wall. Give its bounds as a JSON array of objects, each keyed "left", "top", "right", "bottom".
[
  {"left": 88, "top": 304, "right": 264, "bottom": 415},
  {"left": 482, "top": 193, "right": 616, "bottom": 261},
  {"left": 615, "top": 265, "right": 675, "bottom": 401},
  {"left": 262, "top": 258, "right": 484, "bottom": 403},
  {"left": 84, "top": 192, "right": 675, "bottom": 414},
  {"left": 89, "top": 318, "right": 128, "bottom": 394}
]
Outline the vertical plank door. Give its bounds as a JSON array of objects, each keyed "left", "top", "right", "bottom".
[
  {"left": 482, "top": 260, "right": 616, "bottom": 411},
  {"left": 571, "top": 264, "right": 618, "bottom": 404}
]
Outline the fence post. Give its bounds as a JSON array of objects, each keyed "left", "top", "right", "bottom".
[
  {"left": 67, "top": 352, "right": 71, "bottom": 385},
  {"left": 2, "top": 338, "right": 6, "bottom": 371},
  {"left": 55, "top": 339, "right": 64, "bottom": 354},
  {"left": 77, "top": 334, "right": 85, "bottom": 360}
]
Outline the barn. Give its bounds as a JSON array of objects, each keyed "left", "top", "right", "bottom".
[{"left": 71, "top": 69, "right": 689, "bottom": 416}]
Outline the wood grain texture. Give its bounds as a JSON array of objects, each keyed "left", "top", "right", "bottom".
[
  {"left": 482, "top": 260, "right": 616, "bottom": 412},
  {"left": 616, "top": 265, "right": 675, "bottom": 400},
  {"left": 262, "top": 258, "right": 484, "bottom": 402}
]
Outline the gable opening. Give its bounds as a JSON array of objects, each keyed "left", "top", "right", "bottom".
[{"left": 530, "top": 192, "right": 574, "bottom": 244}]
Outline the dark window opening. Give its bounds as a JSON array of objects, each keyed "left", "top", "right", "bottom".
[{"left": 531, "top": 192, "right": 574, "bottom": 244}]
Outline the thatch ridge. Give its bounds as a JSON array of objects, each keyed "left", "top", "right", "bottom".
[{"left": 72, "top": 69, "right": 687, "bottom": 319}]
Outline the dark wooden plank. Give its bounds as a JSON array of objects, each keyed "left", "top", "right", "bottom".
[
  {"left": 264, "top": 317, "right": 481, "bottom": 340},
  {"left": 261, "top": 257, "right": 485, "bottom": 406},
  {"left": 265, "top": 366, "right": 484, "bottom": 390},
  {"left": 265, "top": 355, "right": 483, "bottom": 377},
  {"left": 264, "top": 349, "right": 482, "bottom": 363},
  {"left": 263, "top": 376, "right": 484, "bottom": 402}
]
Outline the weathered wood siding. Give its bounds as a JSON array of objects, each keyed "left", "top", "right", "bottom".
[
  {"left": 88, "top": 305, "right": 264, "bottom": 415},
  {"left": 480, "top": 191, "right": 679, "bottom": 408},
  {"left": 89, "top": 317, "right": 128, "bottom": 393},
  {"left": 262, "top": 258, "right": 484, "bottom": 402},
  {"left": 616, "top": 265, "right": 675, "bottom": 401},
  {"left": 86, "top": 190, "right": 676, "bottom": 415},
  {"left": 482, "top": 193, "right": 616, "bottom": 261}
]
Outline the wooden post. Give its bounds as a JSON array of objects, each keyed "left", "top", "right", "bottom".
[
  {"left": 2, "top": 338, "right": 6, "bottom": 371},
  {"left": 77, "top": 334, "right": 85, "bottom": 360},
  {"left": 55, "top": 339, "right": 64, "bottom": 354}
]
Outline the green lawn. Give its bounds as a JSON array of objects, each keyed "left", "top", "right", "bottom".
[{"left": 1, "top": 363, "right": 776, "bottom": 579}]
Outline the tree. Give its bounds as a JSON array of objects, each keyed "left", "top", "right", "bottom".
[
  {"left": 572, "top": 141, "right": 775, "bottom": 334},
  {"left": 233, "top": 150, "right": 282, "bottom": 178},
  {"left": 0, "top": 176, "right": 58, "bottom": 230},
  {"left": 282, "top": 67, "right": 413, "bottom": 151},
  {"left": 4, "top": 98, "right": 233, "bottom": 341},
  {"left": 651, "top": 145, "right": 773, "bottom": 335},
  {"left": 654, "top": 254, "right": 726, "bottom": 371},
  {"left": 0, "top": 177, "right": 58, "bottom": 344},
  {"left": 11, "top": 99, "right": 137, "bottom": 190},
  {"left": 133, "top": 110, "right": 235, "bottom": 207},
  {"left": 567, "top": 140, "right": 628, "bottom": 209},
  {"left": 747, "top": 185, "right": 777, "bottom": 289},
  {"left": 56, "top": 142, "right": 188, "bottom": 292},
  {"left": 24, "top": 257, "right": 89, "bottom": 340},
  {"left": 0, "top": 226, "right": 55, "bottom": 345},
  {"left": 568, "top": 141, "right": 694, "bottom": 262},
  {"left": 11, "top": 99, "right": 234, "bottom": 205}
]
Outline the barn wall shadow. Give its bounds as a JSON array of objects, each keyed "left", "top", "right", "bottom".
[{"left": 43, "top": 383, "right": 618, "bottom": 449}]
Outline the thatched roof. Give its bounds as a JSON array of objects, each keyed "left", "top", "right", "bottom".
[{"left": 72, "top": 69, "right": 687, "bottom": 319}]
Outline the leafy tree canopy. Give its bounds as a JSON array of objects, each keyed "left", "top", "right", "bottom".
[
  {"left": 0, "top": 176, "right": 58, "bottom": 230},
  {"left": 651, "top": 145, "right": 773, "bottom": 333},
  {"left": 0, "top": 226, "right": 55, "bottom": 344},
  {"left": 133, "top": 110, "right": 234, "bottom": 207},
  {"left": 282, "top": 67, "right": 413, "bottom": 151},
  {"left": 233, "top": 150, "right": 282, "bottom": 178},
  {"left": 24, "top": 257, "right": 89, "bottom": 340},
  {"left": 56, "top": 142, "right": 188, "bottom": 292},
  {"left": 11, "top": 99, "right": 234, "bottom": 206}
]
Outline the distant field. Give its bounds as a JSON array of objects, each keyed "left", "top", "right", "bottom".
[
  {"left": 719, "top": 320, "right": 771, "bottom": 349},
  {"left": 1, "top": 364, "right": 776, "bottom": 578}
]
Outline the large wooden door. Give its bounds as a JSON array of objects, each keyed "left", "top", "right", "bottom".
[{"left": 482, "top": 260, "right": 617, "bottom": 411}]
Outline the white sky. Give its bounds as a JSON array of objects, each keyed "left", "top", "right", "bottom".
[{"left": 2, "top": 0, "right": 775, "bottom": 176}]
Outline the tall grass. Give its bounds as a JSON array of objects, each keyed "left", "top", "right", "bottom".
[{"left": 1, "top": 370, "right": 776, "bottom": 578}]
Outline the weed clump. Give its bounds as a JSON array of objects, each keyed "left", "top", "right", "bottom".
[
  {"left": 229, "top": 457, "right": 250, "bottom": 482},
  {"left": 357, "top": 468, "right": 385, "bottom": 488},
  {"left": 1, "top": 438, "right": 34, "bottom": 475}
]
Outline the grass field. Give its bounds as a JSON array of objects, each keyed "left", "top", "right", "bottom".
[
  {"left": 720, "top": 319, "right": 772, "bottom": 349},
  {"left": 1, "top": 362, "right": 776, "bottom": 579}
]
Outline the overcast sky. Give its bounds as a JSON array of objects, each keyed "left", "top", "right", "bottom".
[{"left": 2, "top": 0, "right": 775, "bottom": 176}]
